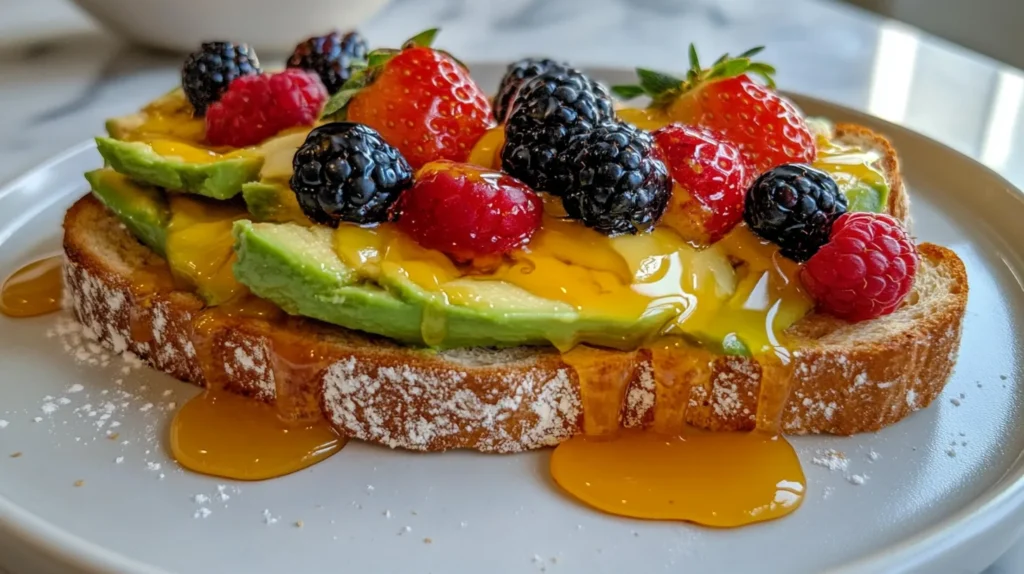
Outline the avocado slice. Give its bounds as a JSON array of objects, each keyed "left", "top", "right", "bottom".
[
  {"left": 233, "top": 221, "right": 677, "bottom": 349},
  {"left": 233, "top": 221, "right": 429, "bottom": 344},
  {"left": 95, "top": 137, "right": 263, "bottom": 200},
  {"left": 241, "top": 181, "right": 309, "bottom": 224},
  {"left": 85, "top": 168, "right": 170, "bottom": 257}
]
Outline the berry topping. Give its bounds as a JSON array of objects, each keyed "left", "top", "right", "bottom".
[
  {"left": 206, "top": 70, "right": 328, "bottom": 148},
  {"left": 561, "top": 122, "right": 671, "bottom": 235},
  {"left": 501, "top": 68, "right": 614, "bottom": 195},
  {"left": 743, "top": 164, "right": 847, "bottom": 261},
  {"left": 745, "top": 163, "right": 847, "bottom": 261},
  {"left": 801, "top": 212, "right": 918, "bottom": 322},
  {"left": 287, "top": 30, "right": 368, "bottom": 95},
  {"left": 493, "top": 58, "right": 570, "bottom": 124},
  {"left": 652, "top": 123, "right": 752, "bottom": 244},
  {"left": 291, "top": 122, "right": 414, "bottom": 226},
  {"left": 181, "top": 42, "right": 261, "bottom": 116},
  {"left": 394, "top": 161, "right": 543, "bottom": 260},
  {"left": 612, "top": 46, "right": 816, "bottom": 175},
  {"left": 321, "top": 29, "right": 493, "bottom": 169}
]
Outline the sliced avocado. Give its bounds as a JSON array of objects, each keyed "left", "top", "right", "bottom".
[
  {"left": 233, "top": 221, "right": 428, "bottom": 344},
  {"left": 233, "top": 221, "right": 673, "bottom": 349},
  {"left": 241, "top": 181, "right": 309, "bottom": 224},
  {"left": 85, "top": 168, "right": 170, "bottom": 257},
  {"left": 95, "top": 137, "right": 263, "bottom": 200}
]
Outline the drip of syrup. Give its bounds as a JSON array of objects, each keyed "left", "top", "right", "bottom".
[
  {"left": 170, "top": 306, "right": 347, "bottom": 480},
  {"left": 0, "top": 256, "right": 63, "bottom": 317},
  {"left": 170, "top": 389, "right": 344, "bottom": 481},
  {"left": 550, "top": 343, "right": 805, "bottom": 527},
  {"left": 549, "top": 428, "right": 804, "bottom": 527}
]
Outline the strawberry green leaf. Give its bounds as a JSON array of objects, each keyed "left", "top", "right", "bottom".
[
  {"left": 403, "top": 28, "right": 439, "bottom": 49},
  {"left": 321, "top": 88, "right": 359, "bottom": 119},
  {"left": 738, "top": 46, "right": 765, "bottom": 59},
  {"left": 367, "top": 49, "right": 399, "bottom": 68},
  {"left": 611, "top": 84, "right": 646, "bottom": 100},
  {"left": 637, "top": 69, "right": 684, "bottom": 97},
  {"left": 688, "top": 44, "right": 701, "bottom": 72}
]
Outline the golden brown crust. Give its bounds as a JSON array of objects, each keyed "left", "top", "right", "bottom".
[{"left": 833, "top": 123, "right": 909, "bottom": 225}]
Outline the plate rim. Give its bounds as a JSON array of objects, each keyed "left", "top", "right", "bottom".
[{"left": 0, "top": 72, "right": 1022, "bottom": 573}]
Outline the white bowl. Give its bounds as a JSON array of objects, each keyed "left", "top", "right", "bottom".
[{"left": 71, "top": 0, "right": 389, "bottom": 54}]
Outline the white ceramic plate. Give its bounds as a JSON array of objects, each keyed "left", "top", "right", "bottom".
[{"left": 1, "top": 65, "right": 1023, "bottom": 574}]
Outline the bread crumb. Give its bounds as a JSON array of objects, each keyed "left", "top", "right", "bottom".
[
  {"left": 73, "top": 480, "right": 84, "bottom": 487},
  {"left": 67, "top": 384, "right": 84, "bottom": 393},
  {"left": 423, "top": 537, "right": 432, "bottom": 544},
  {"left": 946, "top": 448, "right": 957, "bottom": 457},
  {"left": 848, "top": 474, "right": 867, "bottom": 485},
  {"left": 107, "top": 433, "right": 119, "bottom": 441},
  {"left": 295, "top": 520, "right": 304, "bottom": 528},
  {"left": 10, "top": 452, "right": 22, "bottom": 458},
  {"left": 950, "top": 398, "right": 961, "bottom": 406}
]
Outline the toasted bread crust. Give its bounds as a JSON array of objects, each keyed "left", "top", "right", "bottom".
[{"left": 63, "top": 192, "right": 968, "bottom": 452}]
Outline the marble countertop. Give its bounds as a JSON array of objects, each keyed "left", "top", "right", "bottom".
[{"left": 0, "top": 0, "right": 1022, "bottom": 571}]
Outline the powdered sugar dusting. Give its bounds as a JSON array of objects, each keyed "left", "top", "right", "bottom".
[{"left": 323, "top": 357, "right": 579, "bottom": 452}]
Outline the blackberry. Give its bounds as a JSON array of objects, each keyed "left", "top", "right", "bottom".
[
  {"left": 493, "top": 58, "right": 569, "bottom": 123},
  {"left": 291, "top": 122, "right": 413, "bottom": 226},
  {"left": 743, "top": 164, "right": 848, "bottom": 261},
  {"left": 287, "top": 30, "right": 368, "bottom": 95},
  {"left": 501, "top": 68, "right": 614, "bottom": 195},
  {"left": 181, "top": 42, "right": 261, "bottom": 116},
  {"left": 561, "top": 122, "right": 671, "bottom": 235}
]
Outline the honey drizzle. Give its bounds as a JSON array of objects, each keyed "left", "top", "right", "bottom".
[
  {"left": 561, "top": 346, "right": 638, "bottom": 435},
  {"left": 648, "top": 341, "right": 711, "bottom": 433},
  {"left": 551, "top": 339, "right": 806, "bottom": 527},
  {"left": 170, "top": 301, "right": 346, "bottom": 480},
  {"left": 0, "top": 256, "right": 64, "bottom": 318}
]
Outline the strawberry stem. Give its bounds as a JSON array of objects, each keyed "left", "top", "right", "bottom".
[
  {"left": 611, "top": 44, "right": 777, "bottom": 105},
  {"left": 403, "top": 28, "right": 439, "bottom": 49}
]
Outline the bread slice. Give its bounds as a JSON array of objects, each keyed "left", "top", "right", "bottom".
[{"left": 62, "top": 125, "right": 968, "bottom": 453}]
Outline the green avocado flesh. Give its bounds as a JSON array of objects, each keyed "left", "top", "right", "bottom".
[
  {"left": 85, "top": 169, "right": 169, "bottom": 257},
  {"left": 241, "top": 181, "right": 308, "bottom": 224},
  {"left": 233, "top": 221, "right": 668, "bottom": 349},
  {"left": 95, "top": 137, "right": 263, "bottom": 200}
]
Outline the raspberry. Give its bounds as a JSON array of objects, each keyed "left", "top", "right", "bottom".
[
  {"left": 393, "top": 161, "right": 543, "bottom": 260},
  {"left": 801, "top": 212, "right": 919, "bottom": 322},
  {"left": 206, "top": 70, "right": 328, "bottom": 148}
]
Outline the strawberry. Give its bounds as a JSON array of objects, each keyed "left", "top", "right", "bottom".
[
  {"left": 320, "top": 29, "right": 493, "bottom": 169},
  {"left": 651, "top": 123, "right": 752, "bottom": 245},
  {"left": 612, "top": 46, "right": 816, "bottom": 175}
]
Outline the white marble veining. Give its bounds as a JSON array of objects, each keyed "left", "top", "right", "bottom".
[{"left": 0, "top": 0, "right": 1022, "bottom": 571}]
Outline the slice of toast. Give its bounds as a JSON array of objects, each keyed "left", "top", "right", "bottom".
[{"left": 62, "top": 125, "right": 968, "bottom": 453}]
